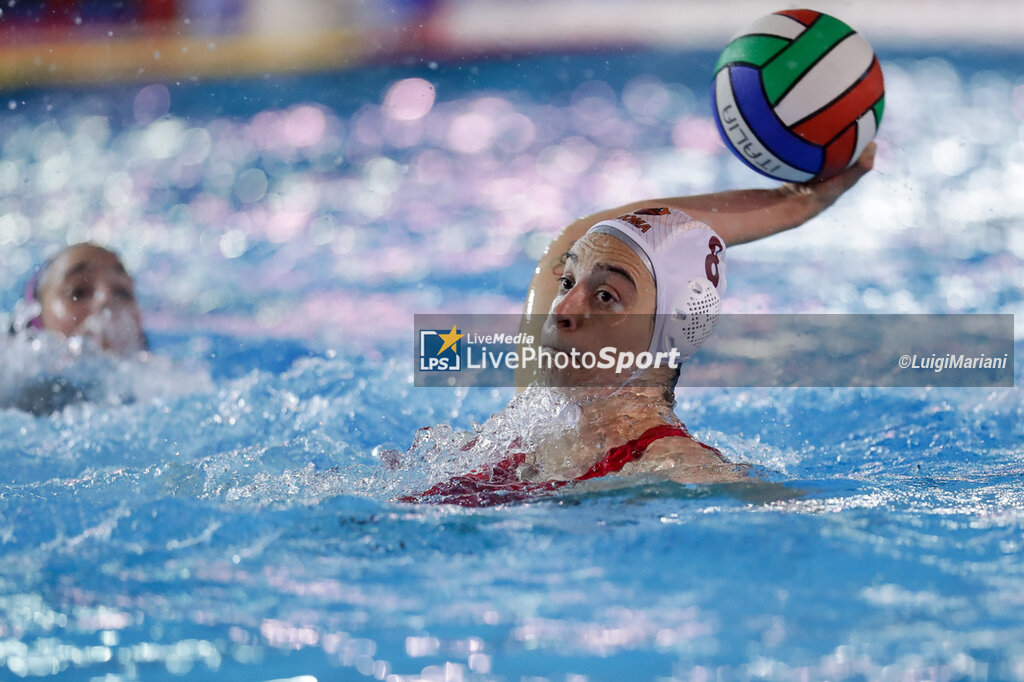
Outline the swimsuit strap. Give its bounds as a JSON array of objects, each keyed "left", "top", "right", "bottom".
[{"left": 575, "top": 423, "right": 690, "bottom": 481}]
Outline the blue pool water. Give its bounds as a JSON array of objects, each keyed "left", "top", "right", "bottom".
[{"left": 1, "top": 47, "right": 1023, "bottom": 680}]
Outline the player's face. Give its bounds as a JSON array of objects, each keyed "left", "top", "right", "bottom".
[
  {"left": 37, "top": 244, "right": 146, "bottom": 355},
  {"left": 540, "top": 233, "right": 657, "bottom": 385}
]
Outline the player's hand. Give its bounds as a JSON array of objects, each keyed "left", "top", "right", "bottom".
[{"left": 784, "top": 141, "right": 876, "bottom": 207}]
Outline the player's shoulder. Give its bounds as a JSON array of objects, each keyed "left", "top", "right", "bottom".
[
  {"left": 643, "top": 434, "right": 721, "bottom": 464},
  {"left": 637, "top": 435, "right": 748, "bottom": 483}
]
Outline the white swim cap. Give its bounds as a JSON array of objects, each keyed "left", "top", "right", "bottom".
[{"left": 585, "top": 207, "right": 727, "bottom": 360}]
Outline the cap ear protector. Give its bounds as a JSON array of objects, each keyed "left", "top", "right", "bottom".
[
  {"left": 663, "top": 277, "right": 722, "bottom": 361},
  {"left": 8, "top": 261, "right": 49, "bottom": 336},
  {"left": 585, "top": 207, "right": 726, "bottom": 362},
  {"left": 24, "top": 267, "right": 45, "bottom": 330}
]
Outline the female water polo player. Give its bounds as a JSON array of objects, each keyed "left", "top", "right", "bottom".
[
  {"left": 8, "top": 241, "right": 147, "bottom": 352},
  {"left": 400, "top": 144, "right": 876, "bottom": 507},
  {"left": 9, "top": 243, "right": 148, "bottom": 356},
  {"left": 4, "top": 243, "right": 149, "bottom": 414}
]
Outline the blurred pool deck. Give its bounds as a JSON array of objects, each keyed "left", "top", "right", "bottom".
[{"left": 1, "top": 0, "right": 1022, "bottom": 90}]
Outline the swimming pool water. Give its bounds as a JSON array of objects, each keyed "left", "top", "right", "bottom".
[{"left": 1, "top": 47, "right": 1023, "bottom": 680}]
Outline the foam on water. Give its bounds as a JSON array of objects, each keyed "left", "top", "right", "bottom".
[
  {"left": 0, "top": 48, "right": 1022, "bottom": 680},
  {"left": 0, "top": 330, "right": 212, "bottom": 415}
]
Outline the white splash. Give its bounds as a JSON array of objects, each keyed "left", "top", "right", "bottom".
[{"left": 0, "top": 330, "right": 213, "bottom": 415}]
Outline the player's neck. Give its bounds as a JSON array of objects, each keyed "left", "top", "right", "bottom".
[{"left": 565, "top": 385, "right": 678, "bottom": 444}]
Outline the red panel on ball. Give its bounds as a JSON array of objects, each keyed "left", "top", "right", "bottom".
[
  {"left": 819, "top": 125, "right": 857, "bottom": 179},
  {"left": 775, "top": 9, "right": 821, "bottom": 26},
  {"left": 791, "top": 59, "right": 885, "bottom": 146}
]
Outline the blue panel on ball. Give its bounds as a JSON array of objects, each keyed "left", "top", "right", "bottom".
[
  {"left": 711, "top": 82, "right": 743, "bottom": 168},
  {"left": 730, "top": 65, "right": 823, "bottom": 173}
]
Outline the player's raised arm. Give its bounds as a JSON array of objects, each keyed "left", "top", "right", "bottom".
[
  {"left": 516, "top": 143, "right": 875, "bottom": 387},
  {"left": 664, "top": 142, "right": 875, "bottom": 247}
]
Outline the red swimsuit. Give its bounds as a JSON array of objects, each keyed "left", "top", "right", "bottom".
[{"left": 399, "top": 423, "right": 719, "bottom": 507}]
